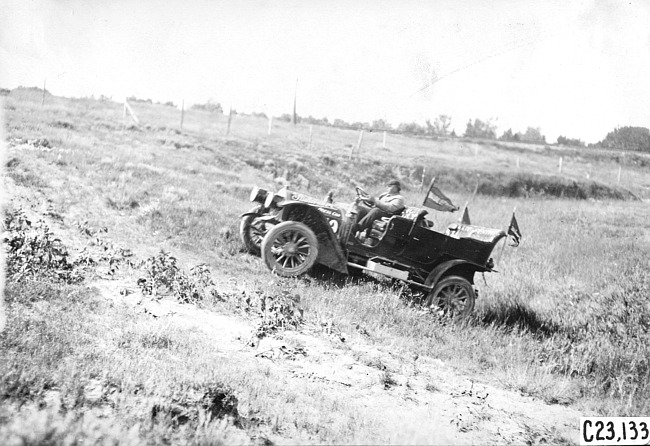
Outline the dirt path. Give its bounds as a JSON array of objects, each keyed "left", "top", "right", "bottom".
[{"left": 93, "top": 277, "right": 581, "bottom": 445}]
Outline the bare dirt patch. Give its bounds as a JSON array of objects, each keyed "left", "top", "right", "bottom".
[{"left": 92, "top": 275, "right": 582, "bottom": 444}]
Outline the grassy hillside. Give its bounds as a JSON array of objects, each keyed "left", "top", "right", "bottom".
[{"left": 2, "top": 89, "right": 650, "bottom": 443}]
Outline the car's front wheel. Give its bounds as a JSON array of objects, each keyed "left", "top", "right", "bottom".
[
  {"left": 261, "top": 221, "right": 319, "bottom": 277},
  {"left": 425, "top": 275, "right": 476, "bottom": 317}
]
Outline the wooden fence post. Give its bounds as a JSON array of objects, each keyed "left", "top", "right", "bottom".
[
  {"left": 356, "top": 130, "right": 364, "bottom": 161},
  {"left": 180, "top": 99, "right": 184, "bottom": 129},
  {"left": 558, "top": 157, "right": 563, "bottom": 173},
  {"left": 383, "top": 131, "right": 387, "bottom": 148},
  {"left": 226, "top": 106, "right": 233, "bottom": 136},
  {"left": 268, "top": 116, "right": 273, "bottom": 135},
  {"left": 123, "top": 98, "right": 139, "bottom": 125},
  {"left": 617, "top": 165, "right": 622, "bottom": 184}
]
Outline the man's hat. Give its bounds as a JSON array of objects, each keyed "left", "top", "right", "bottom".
[{"left": 387, "top": 179, "right": 401, "bottom": 189}]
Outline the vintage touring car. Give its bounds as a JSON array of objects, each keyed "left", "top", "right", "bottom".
[{"left": 240, "top": 183, "right": 508, "bottom": 317}]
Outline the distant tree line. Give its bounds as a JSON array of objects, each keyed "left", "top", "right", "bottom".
[
  {"left": 63, "top": 90, "right": 650, "bottom": 153},
  {"left": 596, "top": 126, "right": 650, "bottom": 153},
  {"left": 191, "top": 100, "right": 223, "bottom": 113},
  {"left": 302, "top": 114, "right": 456, "bottom": 137},
  {"left": 465, "top": 119, "right": 497, "bottom": 139},
  {"left": 127, "top": 95, "right": 176, "bottom": 107},
  {"left": 499, "top": 126, "right": 546, "bottom": 144},
  {"left": 555, "top": 127, "right": 650, "bottom": 152},
  {"left": 263, "top": 108, "right": 650, "bottom": 152},
  {"left": 557, "top": 135, "right": 585, "bottom": 147}
]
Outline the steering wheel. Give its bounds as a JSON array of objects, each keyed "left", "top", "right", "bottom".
[{"left": 355, "top": 186, "right": 374, "bottom": 207}]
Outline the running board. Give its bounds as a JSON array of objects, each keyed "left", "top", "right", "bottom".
[{"left": 347, "top": 262, "right": 433, "bottom": 291}]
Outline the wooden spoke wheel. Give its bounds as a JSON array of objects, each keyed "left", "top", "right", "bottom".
[{"left": 261, "top": 221, "right": 319, "bottom": 277}]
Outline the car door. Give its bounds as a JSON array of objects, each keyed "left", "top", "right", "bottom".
[{"left": 401, "top": 224, "right": 446, "bottom": 265}]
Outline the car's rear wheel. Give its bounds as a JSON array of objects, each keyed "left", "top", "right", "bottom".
[
  {"left": 239, "top": 206, "right": 267, "bottom": 255},
  {"left": 261, "top": 221, "right": 319, "bottom": 277},
  {"left": 425, "top": 275, "right": 475, "bottom": 317}
]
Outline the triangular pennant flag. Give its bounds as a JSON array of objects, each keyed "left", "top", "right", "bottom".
[
  {"left": 422, "top": 177, "right": 459, "bottom": 212},
  {"left": 460, "top": 206, "right": 471, "bottom": 225},
  {"left": 507, "top": 212, "right": 522, "bottom": 247}
]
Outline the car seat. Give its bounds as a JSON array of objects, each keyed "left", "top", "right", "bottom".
[{"left": 365, "top": 207, "right": 430, "bottom": 245}]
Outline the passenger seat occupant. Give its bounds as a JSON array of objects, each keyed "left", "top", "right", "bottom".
[{"left": 356, "top": 180, "right": 405, "bottom": 237}]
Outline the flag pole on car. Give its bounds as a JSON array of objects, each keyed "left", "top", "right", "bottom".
[
  {"left": 497, "top": 207, "right": 522, "bottom": 266},
  {"left": 458, "top": 174, "right": 479, "bottom": 225},
  {"left": 507, "top": 209, "right": 522, "bottom": 247}
]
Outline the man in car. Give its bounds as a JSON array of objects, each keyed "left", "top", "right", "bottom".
[{"left": 355, "top": 179, "right": 405, "bottom": 239}]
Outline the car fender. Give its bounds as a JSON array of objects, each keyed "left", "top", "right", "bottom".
[
  {"left": 240, "top": 204, "right": 265, "bottom": 218},
  {"left": 278, "top": 202, "right": 348, "bottom": 274},
  {"left": 424, "top": 259, "right": 483, "bottom": 288},
  {"left": 240, "top": 210, "right": 262, "bottom": 218},
  {"left": 240, "top": 212, "right": 278, "bottom": 224}
]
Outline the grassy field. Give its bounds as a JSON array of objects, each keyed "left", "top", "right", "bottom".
[{"left": 2, "top": 88, "right": 650, "bottom": 443}]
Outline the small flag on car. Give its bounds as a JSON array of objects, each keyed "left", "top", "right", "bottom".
[
  {"left": 507, "top": 212, "right": 522, "bottom": 247},
  {"left": 460, "top": 204, "right": 471, "bottom": 225},
  {"left": 422, "top": 177, "right": 459, "bottom": 212}
]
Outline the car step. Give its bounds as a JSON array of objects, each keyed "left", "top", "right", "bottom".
[{"left": 346, "top": 262, "right": 433, "bottom": 290}]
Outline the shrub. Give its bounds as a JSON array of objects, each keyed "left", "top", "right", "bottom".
[
  {"left": 396, "top": 121, "right": 426, "bottom": 136},
  {"left": 464, "top": 119, "right": 496, "bottom": 139},
  {"left": 191, "top": 101, "right": 223, "bottom": 114},
  {"left": 231, "top": 287, "right": 304, "bottom": 340},
  {"left": 518, "top": 127, "right": 546, "bottom": 144},
  {"left": 137, "top": 251, "right": 219, "bottom": 304},
  {"left": 598, "top": 126, "right": 650, "bottom": 152},
  {"left": 255, "top": 290, "right": 303, "bottom": 338},
  {"left": 3, "top": 209, "right": 83, "bottom": 284},
  {"left": 126, "top": 95, "right": 153, "bottom": 104},
  {"left": 557, "top": 135, "right": 585, "bottom": 147},
  {"left": 73, "top": 221, "right": 137, "bottom": 277},
  {"left": 303, "top": 116, "right": 330, "bottom": 126}
]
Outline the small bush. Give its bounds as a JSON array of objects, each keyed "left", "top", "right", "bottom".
[
  {"left": 137, "top": 251, "right": 220, "bottom": 304},
  {"left": 50, "top": 120, "right": 75, "bottom": 130},
  {"left": 191, "top": 101, "right": 223, "bottom": 114},
  {"left": 380, "top": 371, "right": 398, "bottom": 389},
  {"left": 256, "top": 290, "right": 304, "bottom": 338},
  {"left": 5, "top": 160, "right": 49, "bottom": 189},
  {"left": 4, "top": 209, "right": 83, "bottom": 284},
  {"left": 231, "top": 287, "right": 304, "bottom": 340},
  {"left": 73, "top": 220, "right": 137, "bottom": 277}
]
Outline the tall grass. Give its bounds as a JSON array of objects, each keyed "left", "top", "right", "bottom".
[{"left": 288, "top": 198, "right": 650, "bottom": 414}]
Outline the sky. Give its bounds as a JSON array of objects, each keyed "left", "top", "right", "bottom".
[{"left": 2, "top": 0, "right": 649, "bottom": 143}]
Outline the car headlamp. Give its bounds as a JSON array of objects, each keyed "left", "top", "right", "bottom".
[{"left": 265, "top": 192, "right": 280, "bottom": 208}]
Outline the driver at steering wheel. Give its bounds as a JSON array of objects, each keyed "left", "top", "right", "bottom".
[{"left": 355, "top": 179, "right": 405, "bottom": 239}]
